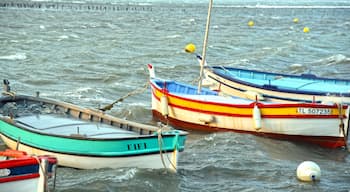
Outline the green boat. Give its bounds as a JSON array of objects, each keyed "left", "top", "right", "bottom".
[{"left": 0, "top": 80, "right": 187, "bottom": 171}]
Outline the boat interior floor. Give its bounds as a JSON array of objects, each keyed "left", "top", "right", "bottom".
[{"left": 15, "top": 114, "right": 139, "bottom": 139}]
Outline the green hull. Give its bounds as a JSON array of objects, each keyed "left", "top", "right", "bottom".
[{"left": 0, "top": 119, "right": 186, "bottom": 157}]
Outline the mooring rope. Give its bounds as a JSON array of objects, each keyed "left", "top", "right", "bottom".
[
  {"left": 165, "top": 132, "right": 178, "bottom": 171},
  {"left": 32, "top": 156, "right": 51, "bottom": 192},
  {"left": 346, "top": 107, "right": 350, "bottom": 152},
  {"left": 99, "top": 82, "right": 149, "bottom": 111},
  {"left": 157, "top": 128, "right": 167, "bottom": 169},
  {"left": 157, "top": 124, "right": 178, "bottom": 172},
  {"left": 337, "top": 103, "right": 348, "bottom": 149}
]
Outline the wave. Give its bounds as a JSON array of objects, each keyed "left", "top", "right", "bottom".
[
  {"left": 312, "top": 54, "right": 350, "bottom": 66},
  {"left": 0, "top": 53, "right": 27, "bottom": 60}
]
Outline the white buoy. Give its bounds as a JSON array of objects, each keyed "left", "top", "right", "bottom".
[
  {"left": 296, "top": 161, "right": 321, "bottom": 182},
  {"left": 160, "top": 95, "right": 169, "bottom": 116},
  {"left": 253, "top": 104, "right": 262, "bottom": 130}
]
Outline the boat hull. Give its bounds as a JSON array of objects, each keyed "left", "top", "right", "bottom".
[
  {"left": 0, "top": 178, "right": 40, "bottom": 192},
  {"left": 0, "top": 94, "right": 187, "bottom": 171},
  {"left": 0, "top": 133, "right": 179, "bottom": 170},
  {"left": 0, "top": 149, "right": 57, "bottom": 192},
  {"left": 204, "top": 66, "right": 350, "bottom": 104},
  {"left": 150, "top": 79, "right": 349, "bottom": 148},
  {"left": 152, "top": 110, "right": 346, "bottom": 148}
]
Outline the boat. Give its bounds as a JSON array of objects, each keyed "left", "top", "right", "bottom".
[
  {"left": 183, "top": 0, "right": 350, "bottom": 105},
  {"left": 148, "top": 64, "right": 350, "bottom": 148},
  {"left": 0, "top": 80, "right": 187, "bottom": 171},
  {"left": 202, "top": 65, "right": 350, "bottom": 104},
  {"left": 0, "top": 149, "right": 57, "bottom": 192}
]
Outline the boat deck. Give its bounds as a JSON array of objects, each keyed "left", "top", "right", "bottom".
[
  {"left": 155, "top": 79, "right": 262, "bottom": 104},
  {"left": 179, "top": 94, "right": 255, "bottom": 104},
  {"left": 215, "top": 67, "right": 350, "bottom": 93},
  {"left": 239, "top": 77, "right": 350, "bottom": 93},
  {"left": 15, "top": 114, "right": 138, "bottom": 139}
]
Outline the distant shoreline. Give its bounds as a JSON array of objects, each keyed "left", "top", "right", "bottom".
[{"left": 1, "top": 0, "right": 350, "bottom": 11}]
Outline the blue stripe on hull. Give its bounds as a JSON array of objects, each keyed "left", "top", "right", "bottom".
[{"left": 210, "top": 66, "right": 350, "bottom": 97}]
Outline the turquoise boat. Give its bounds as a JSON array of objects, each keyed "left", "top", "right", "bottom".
[
  {"left": 0, "top": 80, "right": 187, "bottom": 171},
  {"left": 203, "top": 66, "right": 350, "bottom": 104}
]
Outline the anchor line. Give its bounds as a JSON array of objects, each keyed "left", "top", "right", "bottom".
[
  {"left": 33, "top": 156, "right": 50, "bottom": 192},
  {"left": 99, "top": 82, "right": 149, "bottom": 111},
  {"left": 346, "top": 106, "right": 350, "bottom": 150},
  {"left": 337, "top": 103, "right": 348, "bottom": 149},
  {"left": 157, "top": 127, "right": 178, "bottom": 171},
  {"left": 157, "top": 128, "right": 167, "bottom": 169}
]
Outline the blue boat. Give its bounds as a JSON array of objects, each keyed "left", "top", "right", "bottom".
[
  {"left": 0, "top": 80, "right": 187, "bottom": 171},
  {"left": 203, "top": 66, "right": 350, "bottom": 104}
]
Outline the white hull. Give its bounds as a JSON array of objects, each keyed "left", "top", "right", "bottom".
[
  {"left": 0, "top": 178, "right": 39, "bottom": 192},
  {"left": 152, "top": 95, "right": 347, "bottom": 138},
  {"left": 0, "top": 134, "right": 179, "bottom": 171}
]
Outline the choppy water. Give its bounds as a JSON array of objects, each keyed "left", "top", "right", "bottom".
[{"left": 1, "top": 0, "right": 350, "bottom": 191}]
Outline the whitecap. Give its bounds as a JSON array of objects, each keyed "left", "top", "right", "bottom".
[
  {"left": 204, "top": 133, "right": 216, "bottom": 141},
  {"left": 76, "top": 87, "right": 93, "bottom": 93},
  {"left": 166, "top": 35, "right": 181, "bottom": 39},
  {"left": 323, "top": 54, "right": 348, "bottom": 66},
  {"left": 0, "top": 53, "right": 27, "bottom": 60},
  {"left": 262, "top": 47, "right": 272, "bottom": 50},
  {"left": 128, "top": 102, "right": 148, "bottom": 107},
  {"left": 114, "top": 168, "right": 137, "bottom": 181},
  {"left": 271, "top": 16, "right": 281, "bottom": 20},
  {"left": 58, "top": 35, "right": 69, "bottom": 40},
  {"left": 240, "top": 58, "right": 250, "bottom": 63},
  {"left": 289, "top": 63, "right": 303, "bottom": 68},
  {"left": 69, "top": 34, "right": 80, "bottom": 39}
]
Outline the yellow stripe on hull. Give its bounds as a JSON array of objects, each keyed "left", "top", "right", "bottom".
[
  {"left": 153, "top": 88, "right": 345, "bottom": 117},
  {"left": 152, "top": 94, "right": 347, "bottom": 137}
]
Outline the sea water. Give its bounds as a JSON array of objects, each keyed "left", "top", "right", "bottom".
[{"left": 0, "top": 0, "right": 349, "bottom": 191}]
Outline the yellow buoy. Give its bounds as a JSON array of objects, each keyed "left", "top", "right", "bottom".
[
  {"left": 248, "top": 20, "right": 254, "bottom": 27},
  {"left": 293, "top": 18, "right": 299, "bottom": 23},
  {"left": 303, "top": 27, "right": 310, "bottom": 33},
  {"left": 185, "top": 43, "right": 196, "bottom": 53}
]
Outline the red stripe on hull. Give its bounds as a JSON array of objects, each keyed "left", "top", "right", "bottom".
[
  {"left": 0, "top": 173, "right": 39, "bottom": 183},
  {"left": 152, "top": 89, "right": 346, "bottom": 119},
  {"left": 0, "top": 158, "right": 39, "bottom": 169},
  {"left": 152, "top": 110, "right": 346, "bottom": 148}
]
